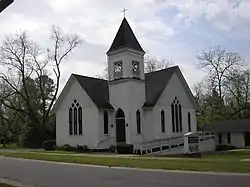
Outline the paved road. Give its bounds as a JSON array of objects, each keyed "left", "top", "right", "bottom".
[{"left": 0, "top": 157, "right": 250, "bottom": 187}]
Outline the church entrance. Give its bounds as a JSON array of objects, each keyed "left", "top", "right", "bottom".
[{"left": 116, "top": 109, "right": 126, "bottom": 144}]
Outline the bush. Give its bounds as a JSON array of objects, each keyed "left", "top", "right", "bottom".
[
  {"left": 56, "top": 144, "right": 73, "bottom": 151},
  {"left": 56, "top": 144, "right": 89, "bottom": 152},
  {"left": 75, "top": 145, "right": 89, "bottom": 152},
  {"left": 116, "top": 144, "right": 134, "bottom": 154},
  {"left": 216, "top": 145, "right": 236, "bottom": 151},
  {"left": 42, "top": 140, "right": 56, "bottom": 151}
]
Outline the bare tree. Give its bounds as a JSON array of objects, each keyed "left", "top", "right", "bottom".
[
  {"left": 144, "top": 55, "right": 174, "bottom": 73},
  {"left": 224, "top": 69, "right": 250, "bottom": 119},
  {"left": 95, "top": 64, "right": 108, "bottom": 80},
  {"left": 197, "top": 46, "right": 244, "bottom": 117},
  {"left": 0, "top": 27, "right": 81, "bottom": 128},
  {"left": 197, "top": 46, "right": 244, "bottom": 100}
]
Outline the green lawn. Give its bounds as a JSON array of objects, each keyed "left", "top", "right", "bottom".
[
  {"left": 1, "top": 151, "right": 250, "bottom": 173},
  {"left": 0, "top": 182, "right": 16, "bottom": 187},
  {"left": 0, "top": 144, "right": 18, "bottom": 149},
  {"left": 203, "top": 149, "right": 250, "bottom": 160}
]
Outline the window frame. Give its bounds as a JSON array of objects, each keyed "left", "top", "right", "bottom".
[
  {"left": 227, "top": 132, "right": 231, "bottom": 144},
  {"left": 171, "top": 103, "right": 175, "bottom": 132},
  {"left": 132, "top": 61, "right": 140, "bottom": 77},
  {"left": 188, "top": 112, "right": 191, "bottom": 132},
  {"left": 73, "top": 107, "right": 77, "bottom": 135},
  {"left": 114, "top": 61, "right": 123, "bottom": 79},
  {"left": 104, "top": 111, "right": 109, "bottom": 135},
  {"left": 136, "top": 110, "right": 141, "bottom": 134},
  {"left": 161, "top": 110, "right": 165, "bottom": 133},
  {"left": 218, "top": 133, "right": 222, "bottom": 144},
  {"left": 69, "top": 108, "right": 73, "bottom": 135},
  {"left": 78, "top": 106, "right": 83, "bottom": 135}
]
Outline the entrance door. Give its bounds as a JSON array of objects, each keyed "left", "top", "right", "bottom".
[
  {"left": 116, "top": 109, "right": 126, "bottom": 144},
  {"left": 245, "top": 132, "right": 250, "bottom": 148}
]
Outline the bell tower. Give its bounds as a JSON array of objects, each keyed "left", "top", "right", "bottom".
[
  {"left": 107, "top": 18, "right": 146, "bottom": 144},
  {"left": 107, "top": 18, "right": 145, "bottom": 81}
]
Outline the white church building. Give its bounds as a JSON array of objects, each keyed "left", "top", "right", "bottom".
[{"left": 54, "top": 18, "right": 212, "bottom": 154}]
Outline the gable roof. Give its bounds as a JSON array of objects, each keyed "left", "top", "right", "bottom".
[
  {"left": 143, "top": 66, "right": 177, "bottom": 107},
  {"left": 143, "top": 66, "right": 198, "bottom": 109},
  {"left": 107, "top": 18, "right": 145, "bottom": 54},
  {"left": 202, "top": 119, "right": 250, "bottom": 132},
  {"left": 54, "top": 66, "right": 197, "bottom": 111},
  {"left": 72, "top": 74, "right": 114, "bottom": 110}
]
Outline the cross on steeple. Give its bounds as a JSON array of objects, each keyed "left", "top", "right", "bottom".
[{"left": 121, "top": 8, "right": 128, "bottom": 18}]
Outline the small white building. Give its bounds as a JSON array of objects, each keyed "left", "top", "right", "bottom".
[
  {"left": 54, "top": 18, "right": 199, "bottom": 152},
  {"left": 203, "top": 119, "right": 250, "bottom": 149}
]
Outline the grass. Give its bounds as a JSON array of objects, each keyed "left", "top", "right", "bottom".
[
  {"left": 1, "top": 151, "right": 250, "bottom": 173},
  {"left": 0, "top": 144, "right": 18, "bottom": 149},
  {"left": 0, "top": 182, "right": 16, "bottom": 187},
  {"left": 203, "top": 149, "right": 250, "bottom": 160}
]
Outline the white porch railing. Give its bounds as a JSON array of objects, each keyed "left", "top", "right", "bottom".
[
  {"left": 134, "top": 135, "right": 184, "bottom": 155},
  {"left": 134, "top": 131, "right": 216, "bottom": 155}
]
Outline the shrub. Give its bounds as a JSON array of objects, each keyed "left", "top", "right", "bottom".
[
  {"left": 42, "top": 140, "right": 56, "bottom": 151},
  {"left": 75, "top": 145, "right": 89, "bottom": 152},
  {"left": 56, "top": 144, "right": 73, "bottom": 151},
  {"left": 216, "top": 145, "right": 236, "bottom": 151},
  {"left": 116, "top": 144, "right": 134, "bottom": 154},
  {"left": 56, "top": 144, "right": 89, "bottom": 152}
]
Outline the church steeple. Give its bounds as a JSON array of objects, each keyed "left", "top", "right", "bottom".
[
  {"left": 107, "top": 18, "right": 145, "bottom": 54},
  {"left": 107, "top": 18, "right": 145, "bottom": 81}
]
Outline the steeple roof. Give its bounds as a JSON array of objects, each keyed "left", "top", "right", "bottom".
[{"left": 107, "top": 18, "right": 145, "bottom": 54}]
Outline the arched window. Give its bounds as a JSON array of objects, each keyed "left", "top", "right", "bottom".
[
  {"left": 73, "top": 107, "right": 77, "bottom": 135},
  {"left": 179, "top": 105, "right": 182, "bottom": 132},
  {"left": 171, "top": 97, "right": 182, "bottom": 133},
  {"left": 161, "top": 110, "right": 165, "bottom": 133},
  {"left": 188, "top": 112, "right": 191, "bottom": 132},
  {"left": 104, "top": 111, "right": 109, "bottom": 134},
  {"left": 69, "top": 108, "right": 73, "bottom": 135},
  {"left": 114, "top": 61, "right": 123, "bottom": 79},
  {"left": 69, "top": 99, "right": 83, "bottom": 136},
  {"left": 136, "top": 110, "right": 141, "bottom": 134},
  {"left": 78, "top": 106, "right": 83, "bottom": 135},
  {"left": 171, "top": 103, "right": 175, "bottom": 132},
  {"left": 132, "top": 61, "right": 140, "bottom": 77}
]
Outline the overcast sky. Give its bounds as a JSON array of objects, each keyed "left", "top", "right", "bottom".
[{"left": 1, "top": 0, "right": 250, "bottom": 90}]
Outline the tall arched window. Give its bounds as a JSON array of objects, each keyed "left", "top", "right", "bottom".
[
  {"left": 171, "top": 103, "right": 175, "bottom": 132},
  {"left": 188, "top": 112, "right": 191, "bottom": 132},
  {"left": 136, "top": 110, "right": 141, "bottom": 134},
  {"left": 161, "top": 110, "right": 165, "bottom": 133},
  {"left": 171, "top": 97, "right": 182, "bottom": 133},
  {"left": 179, "top": 105, "right": 182, "bottom": 132},
  {"left": 104, "top": 111, "right": 109, "bottom": 134},
  {"left": 69, "top": 108, "right": 73, "bottom": 135},
  {"left": 78, "top": 106, "right": 83, "bottom": 135},
  {"left": 69, "top": 99, "right": 83, "bottom": 136}
]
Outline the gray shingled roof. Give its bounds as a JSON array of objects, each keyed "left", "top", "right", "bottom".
[
  {"left": 202, "top": 119, "right": 250, "bottom": 132},
  {"left": 143, "top": 66, "right": 178, "bottom": 107},
  {"left": 73, "top": 74, "right": 114, "bottom": 110},
  {"left": 72, "top": 66, "right": 179, "bottom": 109},
  {"left": 107, "top": 18, "right": 145, "bottom": 54}
]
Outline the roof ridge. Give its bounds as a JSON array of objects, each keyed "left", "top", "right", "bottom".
[
  {"left": 145, "top": 65, "right": 178, "bottom": 75},
  {"left": 72, "top": 73, "right": 107, "bottom": 81}
]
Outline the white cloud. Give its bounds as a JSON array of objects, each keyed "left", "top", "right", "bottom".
[
  {"left": 1, "top": 0, "right": 249, "bottom": 90},
  {"left": 161, "top": 0, "right": 250, "bottom": 36}
]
